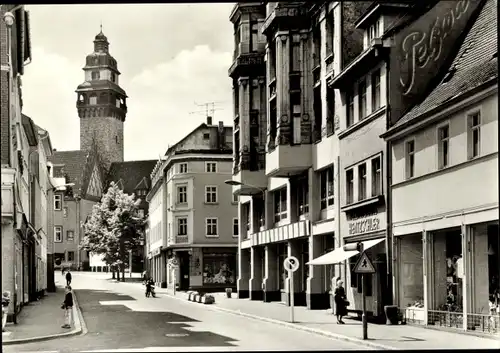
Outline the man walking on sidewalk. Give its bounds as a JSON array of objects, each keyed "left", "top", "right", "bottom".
[
  {"left": 66, "top": 270, "right": 72, "bottom": 286},
  {"left": 61, "top": 286, "right": 73, "bottom": 329}
]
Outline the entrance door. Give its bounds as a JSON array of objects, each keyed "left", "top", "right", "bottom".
[
  {"left": 179, "top": 252, "right": 190, "bottom": 290},
  {"left": 377, "top": 254, "right": 389, "bottom": 315}
]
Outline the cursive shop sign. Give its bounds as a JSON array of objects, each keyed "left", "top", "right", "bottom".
[
  {"left": 348, "top": 214, "right": 381, "bottom": 236},
  {"left": 389, "top": 0, "right": 485, "bottom": 125}
]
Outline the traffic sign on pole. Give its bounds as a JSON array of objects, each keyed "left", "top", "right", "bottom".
[
  {"left": 284, "top": 256, "right": 299, "bottom": 273},
  {"left": 353, "top": 251, "right": 375, "bottom": 340},
  {"left": 353, "top": 252, "right": 376, "bottom": 274},
  {"left": 283, "top": 256, "right": 299, "bottom": 323}
]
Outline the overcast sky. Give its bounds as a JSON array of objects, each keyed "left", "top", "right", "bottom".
[{"left": 22, "top": 3, "right": 235, "bottom": 161}]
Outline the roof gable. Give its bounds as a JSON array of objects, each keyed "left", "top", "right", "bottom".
[
  {"left": 105, "top": 160, "right": 156, "bottom": 194},
  {"left": 49, "top": 150, "right": 88, "bottom": 194}
]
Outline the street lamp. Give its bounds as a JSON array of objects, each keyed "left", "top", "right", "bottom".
[{"left": 224, "top": 180, "right": 265, "bottom": 197}]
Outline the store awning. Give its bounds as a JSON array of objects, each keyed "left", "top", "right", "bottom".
[{"left": 307, "top": 238, "right": 385, "bottom": 265}]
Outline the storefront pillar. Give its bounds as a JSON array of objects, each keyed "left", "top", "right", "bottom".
[
  {"left": 249, "top": 247, "right": 263, "bottom": 300},
  {"left": 461, "top": 223, "right": 472, "bottom": 331},
  {"left": 160, "top": 253, "right": 167, "bottom": 288},
  {"left": 263, "top": 245, "right": 279, "bottom": 302},
  {"left": 307, "top": 235, "right": 327, "bottom": 309},
  {"left": 285, "top": 241, "right": 301, "bottom": 306},
  {"left": 422, "top": 230, "right": 430, "bottom": 325},
  {"left": 237, "top": 248, "right": 250, "bottom": 299}
]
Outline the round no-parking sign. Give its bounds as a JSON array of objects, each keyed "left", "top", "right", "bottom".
[{"left": 284, "top": 256, "right": 299, "bottom": 272}]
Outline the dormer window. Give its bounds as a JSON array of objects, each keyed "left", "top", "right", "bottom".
[{"left": 368, "top": 19, "right": 381, "bottom": 44}]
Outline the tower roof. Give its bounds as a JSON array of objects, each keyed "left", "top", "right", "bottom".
[{"left": 94, "top": 30, "right": 108, "bottom": 42}]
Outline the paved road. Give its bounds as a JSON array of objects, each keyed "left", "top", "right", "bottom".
[{"left": 4, "top": 273, "right": 371, "bottom": 352}]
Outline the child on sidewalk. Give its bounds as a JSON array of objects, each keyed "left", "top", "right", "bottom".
[{"left": 61, "top": 286, "right": 73, "bottom": 329}]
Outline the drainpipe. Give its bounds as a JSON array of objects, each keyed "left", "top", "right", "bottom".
[{"left": 75, "top": 195, "right": 81, "bottom": 270}]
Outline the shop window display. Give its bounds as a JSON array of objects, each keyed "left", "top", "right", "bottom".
[
  {"left": 398, "top": 234, "right": 424, "bottom": 323},
  {"left": 430, "top": 230, "right": 462, "bottom": 311},
  {"left": 202, "top": 253, "right": 236, "bottom": 285},
  {"left": 487, "top": 224, "right": 499, "bottom": 314}
]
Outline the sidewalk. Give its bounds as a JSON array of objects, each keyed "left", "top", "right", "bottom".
[
  {"left": 206, "top": 293, "right": 499, "bottom": 350},
  {"left": 2, "top": 283, "right": 83, "bottom": 345}
]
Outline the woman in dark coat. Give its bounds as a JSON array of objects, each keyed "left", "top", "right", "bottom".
[{"left": 334, "top": 279, "right": 348, "bottom": 324}]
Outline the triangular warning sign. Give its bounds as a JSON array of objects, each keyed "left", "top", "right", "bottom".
[{"left": 353, "top": 252, "right": 376, "bottom": 274}]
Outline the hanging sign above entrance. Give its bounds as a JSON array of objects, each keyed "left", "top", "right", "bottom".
[{"left": 353, "top": 252, "right": 376, "bottom": 274}]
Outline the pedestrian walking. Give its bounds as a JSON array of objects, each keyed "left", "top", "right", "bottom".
[
  {"left": 61, "top": 286, "right": 73, "bottom": 329},
  {"left": 2, "top": 291, "right": 10, "bottom": 332},
  {"left": 66, "top": 271, "right": 72, "bottom": 286},
  {"left": 334, "top": 279, "right": 348, "bottom": 324}
]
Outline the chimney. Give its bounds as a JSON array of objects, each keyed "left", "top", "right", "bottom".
[
  {"left": 217, "top": 121, "right": 225, "bottom": 149},
  {"left": 206, "top": 116, "right": 213, "bottom": 125}
]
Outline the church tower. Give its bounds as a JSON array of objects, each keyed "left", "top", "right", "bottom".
[{"left": 76, "top": 28, "right": 127, "bottom": 170}]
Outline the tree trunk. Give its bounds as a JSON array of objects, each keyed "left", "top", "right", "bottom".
[
  {"left": 116, "top": 266, "right": 120, "bottom": 281},
  {"left": 121, "top": 263, "right": 125, "bottom": 282},
  {"left": 112, "top": 266, "right": 116, "bottom": 279}
]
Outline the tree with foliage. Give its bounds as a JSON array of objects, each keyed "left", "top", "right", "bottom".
[{"left": 80, "top": 182, "right": 145, "bottom": 281}]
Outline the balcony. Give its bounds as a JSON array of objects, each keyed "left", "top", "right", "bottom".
[
  {"left": 261, "top": 3, "right": 309, "bottom": 36},
  {"left": 232, "top": 167, "right": 267, "bottom": 196},
  {"left": 174, "top": 235, "right": 189, "bottom": 244},
  {"left": 266, "top": 142, "right": 312, "bottom": 177},
  {"left": 228, "top": 52, "right": 265, "bottom": 78},
  {"left": 241, "top": 220, "right": 310, "bottom": 249}
]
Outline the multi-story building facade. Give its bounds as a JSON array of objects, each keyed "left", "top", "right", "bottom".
[
  {"left": 231, "top": 0, "right": 498, "bottom": 332},
  {"left": 329, "top": 1, "right": 405, "bottom": 319},
  {"left": 230, "top": 1, "right": 352, "bottom": 310},
  {"left": 146, "top": 117, "right": 237, "bottom": 292},
  {"left": 1, "top": 4, "right": 34, "bottom": 323},
  {"left": 381, "top": 0, "right": 498, "bottom": 333}
]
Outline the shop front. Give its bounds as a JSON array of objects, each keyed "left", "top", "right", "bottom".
[
  {"left": 172, "top": 247, "right": 237, "bottom": 293},
  {"left": 201, "top": 248, "right": 237, "bottom": 292},
  {"left": 341, "top": 204, "right": 389, "bottom": 322},
  {"left": 395, "top": 220, "right": 500, "bottom": 334}
]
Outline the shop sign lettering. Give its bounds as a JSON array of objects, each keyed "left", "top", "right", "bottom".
[
  {"left": 389, "top": 0, "right": 484, "bottom": 124},
  {"left": 348, "top": 216, "right": 380, "bottom": 236}
]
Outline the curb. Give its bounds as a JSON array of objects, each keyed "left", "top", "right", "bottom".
[
  {"left": 2, "top": 290, "right": 87, "bottom": 346},
  {"left": 161, "top": 290, "right": 394, "bottom": 350}
]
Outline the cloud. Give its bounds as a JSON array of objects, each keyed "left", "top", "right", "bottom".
[
  {"left": 125, "top": 45, "right": 233, "bottom": 159},
  {"left": 21, "top": 44, "right": 234, "bottom": 160},
  {"left": 21, "top": 4, "right": 236, "bottom": 161},
  {"left": 22, "top": 46, "right": 82, "bottom": 151}
]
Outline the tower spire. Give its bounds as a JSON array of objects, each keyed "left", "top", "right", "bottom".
[{"left": 100, "top": 21, "right": 102, "bottom": 33}]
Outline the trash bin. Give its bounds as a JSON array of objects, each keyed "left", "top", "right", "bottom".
[{"left": 384, "top": 305, "right": 399, "bottom": 325}]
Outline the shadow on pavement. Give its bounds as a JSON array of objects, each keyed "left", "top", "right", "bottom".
[{"left": 76, "top": 289, "right": 238, "bottom": 350}]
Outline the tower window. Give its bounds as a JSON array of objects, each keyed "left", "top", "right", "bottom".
[
  {"left": 111, "top": 72, "right": 116, "bottom": 82},
  {"left": 91, "top": 71, "right": 100, "bottom": 80},
  {"left": 78, "top": 94, "right": 84, "bottom": 103},
  {"left": 116, "top": 99, "right": 120, "bottom": 108},
  {"left": 89, "top": 94, "right": 97, "bottom": 105}
]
